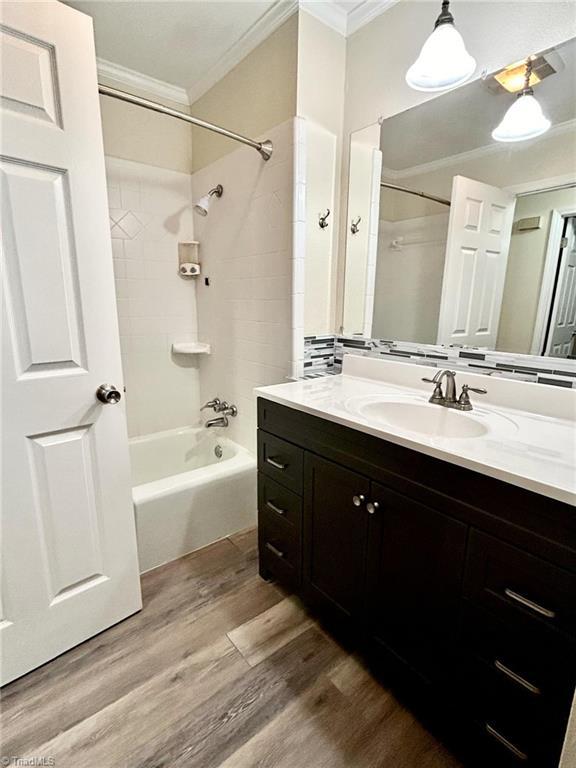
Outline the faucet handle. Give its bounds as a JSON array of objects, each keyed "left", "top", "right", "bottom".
[
  {"left": 462, "top": 384, "right": 487, "bottom": 395},
  {"left": 201, "top": 398, "right": 221, "bottom": 411},
  {"left": 422, "top": 377, "right": 445, "bottom": 404},
  {"left": 457, "top": 383, "right": 487, "bottom": 411}
]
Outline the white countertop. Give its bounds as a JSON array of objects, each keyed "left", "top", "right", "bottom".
[{"left": 255, "top": 356, "right": 576, "bottom": 506}]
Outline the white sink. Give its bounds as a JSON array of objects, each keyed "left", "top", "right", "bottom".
[
  {"left": 342, "top": 393, "right": 518, "bottom": 440},
  {"left": 358, "top": 401, "right": 488, "bottom": 438}
]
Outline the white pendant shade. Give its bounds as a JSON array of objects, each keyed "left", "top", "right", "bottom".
[
  {"left": 406, "top": 22, "right": 476, "bottom": 92},
  {"left": 492, "top": 91, "right": 551, "bottom": 142}
]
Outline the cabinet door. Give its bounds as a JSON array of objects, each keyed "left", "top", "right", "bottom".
[
  {"left": 366, "top": 484, "right": 467, "bottom": 676},
  {"left": 303, "top": 454, "right": 370, "bottom": 619}
]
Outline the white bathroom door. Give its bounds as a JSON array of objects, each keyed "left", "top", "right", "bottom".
[
  {"left": 547, "top": 217, "right": 576, "bottom": 357},
  {"left": 437, "top": 175, "right": 516, "bottom": 347},
  {"left": 0, "top": 1, "right": 141, "bottom": 685}
]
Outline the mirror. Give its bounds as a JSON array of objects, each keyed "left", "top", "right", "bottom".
[{"left": 342, "top": 37, "right": 576, "bottom": 358}]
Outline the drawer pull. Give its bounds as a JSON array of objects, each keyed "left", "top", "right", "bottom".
[
  {"left": 494, "top": 660, "right": 541, "bottom": 696},
  {"left": 266, "top": 457, "right": 287, "bottom": 470},
  {"left": 265, "top": 542, "right": 284, "bottom": 559},
  {"left": 266, "top": 501, "right": 286, "bottom": 516},
  {"left": 485, "top": 724, "right": 528, "bottom": 761},
  {"left": 504, "top": 588, "right": 556, "bottom": 619}
]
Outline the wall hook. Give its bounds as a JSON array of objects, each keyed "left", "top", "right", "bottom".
[
  {"left": 318, "top": 209, "right": 330, "bottom": 229},
  {"left": 351, "top": 216, "right": 361, "bottom": 234}
]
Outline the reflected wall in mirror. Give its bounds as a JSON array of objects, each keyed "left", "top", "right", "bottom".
[{"left": 342, "top": 36, "right": 576, "bottom": 358}]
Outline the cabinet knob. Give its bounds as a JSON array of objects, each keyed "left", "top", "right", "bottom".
[
  {"left": 367, "top": 501, "right": 379, "bottom": 515},
  {"left": 352, "top": 494, "right": 365, "bottom": 507}
]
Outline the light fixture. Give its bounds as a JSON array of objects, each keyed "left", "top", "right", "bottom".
[
  {"left": 193, "top": 184, "right": 223, "bottom": 216},
  {"left": 494, "top": 59, "right": 541, "bottom": 93},
  {"left": 492, "top": 58, "right": 551, "bottom": 143},
  {"left": 406, "top": 0, "right": 476, "bottom": 92}
]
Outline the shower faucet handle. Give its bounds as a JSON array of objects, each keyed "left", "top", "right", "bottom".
[
  {"left": 215, "top": 401, "right": 238, "bottom": 417},
  {"left": 201, "top": 398, "right": 221, "bottom": 411}
]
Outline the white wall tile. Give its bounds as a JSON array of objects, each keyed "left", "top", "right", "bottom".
[{"left": 106, "top": 156, "right": 201, "bottom": 437}]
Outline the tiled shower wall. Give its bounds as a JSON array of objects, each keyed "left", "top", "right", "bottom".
[
  {"left": 304, "top": 335, "right": 576, "bottom": 387},
  {"left": 192, "top": 119, "right": 295, "bottom": 452},
  {"left": 106, "top": 157, "right": 201, "bottom": 436}
]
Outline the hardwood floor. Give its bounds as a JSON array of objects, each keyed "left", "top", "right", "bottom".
[{"left": 1, "top": 528, "right": 461, "bottom": 768}]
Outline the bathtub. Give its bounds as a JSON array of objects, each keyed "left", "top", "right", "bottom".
[{"left": 130, "top": 426, "right": 257, "bottom": 572}]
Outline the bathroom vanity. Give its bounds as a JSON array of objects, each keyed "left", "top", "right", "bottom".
[{"left": 256, "top": 357, "right": 576, "bottom": 768}]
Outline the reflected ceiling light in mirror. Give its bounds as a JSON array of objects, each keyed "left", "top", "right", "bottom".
[
  {"left": 405, "top": 0, "right": 476, "bottom": 92},
  {"left": 492, "top": 58, "right": 551, "bottom": 143}
]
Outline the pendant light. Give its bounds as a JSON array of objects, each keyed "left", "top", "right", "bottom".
[
  {"left": 492, "top": 58, "right": 551, "bottom": 142},
  {"left": 406, "top": 0, "right": 476, "bottom": 92}
]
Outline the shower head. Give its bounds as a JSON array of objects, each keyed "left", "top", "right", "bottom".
[{"left": 193, "top": 184, "right": 223, "bottom": 216}]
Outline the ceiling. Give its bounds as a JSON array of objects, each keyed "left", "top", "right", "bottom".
[
  {"left": 65, "top": 0, "right": 397, "bottom": 104},
  {"left": 380, "top": 37, "right": 576, "bottom": 175}
]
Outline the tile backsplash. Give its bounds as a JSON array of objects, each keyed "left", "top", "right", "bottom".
[{"left": 304, "top": 335, "right": 576, "bottom": 388}]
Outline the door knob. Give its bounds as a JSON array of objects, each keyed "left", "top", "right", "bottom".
[
  {"left": 352, "top": 494, "right": 365, "bottom": 507},
  {"left": 367, "top": 501, "right": 379, "bottom": 515},
  {"left": 96, "top": 384, "right": 122, "bottom": 404}
]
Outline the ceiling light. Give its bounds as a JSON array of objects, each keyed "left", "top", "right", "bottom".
[
  {"left": 406, "top": 0, "right": 476, "bottom": 92},
  {"left": 492, "top": 58, "right": 551, "bottom": 143},
  {"left": 494, "top": 60, "right": 541, "bottom": 93}
]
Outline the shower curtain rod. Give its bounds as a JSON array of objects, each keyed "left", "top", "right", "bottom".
[
  {"left": 380, "top": 181, "right": 451, "bottom": 207},
  {"left": 98, "top": 84, "right": 274, "bottom": 161}
]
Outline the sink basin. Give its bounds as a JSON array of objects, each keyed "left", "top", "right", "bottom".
[{"left": 357, "top": 401, "right": 489, "bottom": 439}]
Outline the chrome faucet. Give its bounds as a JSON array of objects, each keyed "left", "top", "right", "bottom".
[
  {"left": 204, "top": 400, "right": 238, "bottom": 427},
  {"left": 205, "top": 415, "right": 229, "bottom": 428},
  {"left": 422, "top": 370, "right": 487, "bottom": 411}
]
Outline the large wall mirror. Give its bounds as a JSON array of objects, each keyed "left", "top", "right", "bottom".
[{"left": 342, "top": 36, "right": 576, "bottom": 359}]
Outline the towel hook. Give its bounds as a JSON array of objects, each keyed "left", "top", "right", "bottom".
[
  {"left": 351, "top": 216, "right": 361, "bottom": 234},
  {"left": 318, "top": 209, "right": 330, "bottom": 229}
]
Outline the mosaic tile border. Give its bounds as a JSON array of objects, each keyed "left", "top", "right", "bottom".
[{"left": 304, "top": 335, "right": 576, "bottom": 388}]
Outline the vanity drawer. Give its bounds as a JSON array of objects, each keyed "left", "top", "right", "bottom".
[
  {"left": 258, "top": 430, "right": 303, "bottom": 494},
  {"left": 464, "top": 530, "right": 576, "bottom": 637},
  {"left": 469, "top": 716, "right": 564, "bottom": 768},
  {"left": 258, "top": 473, "right": 302, "bottom": 529},
  {"left": 258, "top": 508, "right": 301, "bottom": 589},
  {"left": 458, "top": 602, "right": 576, "bottom": 714}
]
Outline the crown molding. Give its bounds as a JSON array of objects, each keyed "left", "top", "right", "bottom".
[
  {"left": 187, "top": 0, "right": 299, "bottom": 104},
  {"left": 97, "top": 58, "right": 190, "bottom": 106},
  {"left": 346, "top": 0, "right": 401, "bottom": 36},
  {"left": 300, "top": 1, "right": 348, "bottom": 35}
]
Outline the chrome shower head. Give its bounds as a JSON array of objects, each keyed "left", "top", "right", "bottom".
[{"left": 193, "top": 184, "right": 223, "bottom": 216}]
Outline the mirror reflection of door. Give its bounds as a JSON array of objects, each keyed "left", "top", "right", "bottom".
[
  {"left": 437, "top": 175, "right": 516, "bottom": 348},
  {"left": 545, "top": 216, "right": 576, "bottom": 357}
]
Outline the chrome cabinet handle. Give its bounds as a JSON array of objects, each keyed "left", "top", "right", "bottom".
[
  {"left": 265, "top": 542, "right": 284, "bottom": 559},
  {"left": 96, "top": 383, "right": 122, "bottom": 404},
  {"left": 266, "top": 457, "right": 287, "bottom": 470},
  {"left": 366, "top": 501, "right": 379, "bottom": 515},
  {"left": 494, "top": 660, "right": 541, "bottom": 695},
  {"left": 266, "top": 501, "right": 286, "bottom": 516},
  {"left": 352, "top": 494, "right": 365, "bottom": 507},
  {"left": 504, "top": 588, "right": 556, "bottom": 619},
  {"left": 485, "top": 724, "right": 528, "bottom": 761}
]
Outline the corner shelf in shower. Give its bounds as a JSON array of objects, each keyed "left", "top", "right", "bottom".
[{"left": 171, "top": 342, "right": 211, "bottom": 355}]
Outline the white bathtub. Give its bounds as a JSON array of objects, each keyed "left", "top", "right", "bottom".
[{"left": 130, "top": 426, "right": 257, "bottom": 572}]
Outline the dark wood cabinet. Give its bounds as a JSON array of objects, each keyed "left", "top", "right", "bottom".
[
  {"left": 256, "top": 397, "right": 576, "bottom": 768},
  {"left": 303, "top": 454, "right": 370, "bottom": 618},
  {"left": 366, "top": 484, "right": 467, "bottom": 677}
]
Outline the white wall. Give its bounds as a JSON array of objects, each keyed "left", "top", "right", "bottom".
[
  {"left": 297, "top": 11, "right": 347, "bottom": 337},
  {"left": 190, "top": 15, "right": 298, "bottom": 173},
  {"left": 373, "top": 212, "right": 449, "bottom": 342},
  {"left": 191, "top": 119, "right": 295, "bottom": 453},
  {"left": 106, "top": 157, "right": 200, "bottom": 437}
]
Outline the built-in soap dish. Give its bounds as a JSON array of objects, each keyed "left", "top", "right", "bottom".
[{"left": 171, "top": 342, "right": 211, "bottom": 355}]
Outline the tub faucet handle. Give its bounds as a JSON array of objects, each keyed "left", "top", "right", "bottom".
[{"left": 201, "top": 398, "right": 221, "bottom": 411}]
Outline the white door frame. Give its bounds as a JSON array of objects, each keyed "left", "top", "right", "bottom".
[{"left": 530, "top": 206, "right": 576, "bottom": 355}]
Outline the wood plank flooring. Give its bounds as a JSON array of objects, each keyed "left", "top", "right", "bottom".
[{"left": 1, "top": 528, "right": 462, "bottom": 768}]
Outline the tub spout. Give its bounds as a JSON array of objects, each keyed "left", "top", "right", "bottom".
[{"left": 205, "top": 415, "right": 229, "bottom": 428}]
